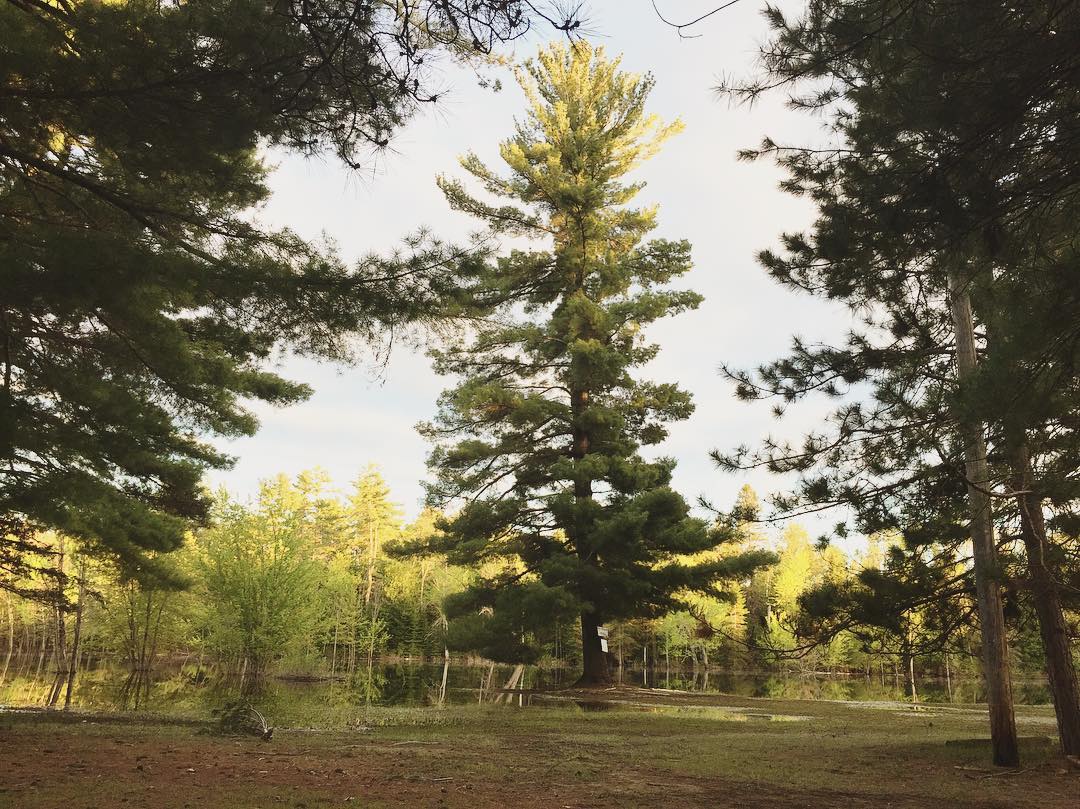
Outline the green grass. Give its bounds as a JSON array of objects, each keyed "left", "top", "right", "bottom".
[{"left": 1, "top": 690, "right": 1076, "bottom": 809}]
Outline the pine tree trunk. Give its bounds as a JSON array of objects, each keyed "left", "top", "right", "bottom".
[
  {"left": 1011, "top": 442, "right": 1080, "bottom": 756},
  {"left": 948, "top": 270, "right": 1019, "bottom": 767},
  {"left": 570, "top": 357, "right": 609, "bottom": 687},
  {"left": 576, "top": 612, "right": 610, "bottom": 687}
]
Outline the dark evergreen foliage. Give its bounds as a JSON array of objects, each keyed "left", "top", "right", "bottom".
[
  {"left": 0, "top": 1, "right": 579, "bottom": 594},
  {"left": 714, "top": 0, "right": 1080, "bottom": 759},
  {"left": 412, "top": 43, "right": 773, "bottom": 680}
]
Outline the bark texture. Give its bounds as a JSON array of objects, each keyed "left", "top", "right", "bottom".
[{"left": 948, "top": 271, "right": 1019, "bottom": 767}]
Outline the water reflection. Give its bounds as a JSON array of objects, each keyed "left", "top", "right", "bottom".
[{"left": 0, "top": 657, "right": 1052, "bottom": 724}]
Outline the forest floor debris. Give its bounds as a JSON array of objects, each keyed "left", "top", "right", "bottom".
[{"left": 1, "top": 688, "right": 1076, "bottom": 808}]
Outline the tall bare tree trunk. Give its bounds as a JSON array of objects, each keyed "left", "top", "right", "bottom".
[
  {"left": 330, "top": 609, "right": 340, "bottom": 678},
  {"left": 1011, "top": 442, "right": 1080, "bottom": 756},
  {"left": 948, "top": 270, "right": 1019, "bottom": 767},
  {"left": 347, "top": 585, "right": 360, "bottom": 678},
  {"left": 945, "top": 652, "right": 953, "bottom": 702},
  {"left": 0, "top": 597, "right": 13, "bottom": 687},
  {"left": 46, "top": 538, "right": 68, "bottom": 707},
  {"left": 63, "top": 561, "right": 86, "bottom": 710},
  {"left": 906, "top": 654, "right": 918, "bottom": 706},
  {"left": 366, "top": 600, "right": 379, "bottom": 668},
  {"left": 617, "top": 632, "right": 624, "bottom": 684},
  {"left": 47, "top": 604, "right": 67, "bottom": 706},
  {"left": 364, "top": 525, "right": 377, "bottom": 607}
]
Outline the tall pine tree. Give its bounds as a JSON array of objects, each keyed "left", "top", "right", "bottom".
[
  {"left": 716, "top": 0, "right": 1080, "bottom": 763},
  {"left": 417, "top": 43, "right": 772, "bottom": 685}
]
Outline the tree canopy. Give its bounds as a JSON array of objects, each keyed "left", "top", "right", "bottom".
[{"left": 0, "top": 0, "right": 582, "bottom": 594}]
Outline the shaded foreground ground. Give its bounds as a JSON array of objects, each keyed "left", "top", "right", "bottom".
[{"left": 1, "top": 687, "right": 1077, "bottom": 808}]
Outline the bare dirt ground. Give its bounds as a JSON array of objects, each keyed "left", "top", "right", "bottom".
[{"left": 2, "top": 688, "right": 1077, "bottom": 808}]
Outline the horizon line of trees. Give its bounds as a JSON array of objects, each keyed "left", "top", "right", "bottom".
[{"left": 0, "top": 470, "right": 1071, "bottom": 708}]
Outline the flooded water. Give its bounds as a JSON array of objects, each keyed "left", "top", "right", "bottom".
[{"left": 0, "top": 657, "right": 1052, "bottom": 725}]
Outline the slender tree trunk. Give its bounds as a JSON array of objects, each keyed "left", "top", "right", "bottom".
[
  {"left": 902, "top": 623, "right": 919, "bottom": 706},
  {"left": 1011, "top": 442, "right": 1080, "bottom": 755},
  {"left": 0, "top": 597, "right": 13, "bottom": 687},
  {"left": 419, "top": 562, "right": 427, "bottom": 611},
  {"left": 15, "top": 625, "right": 30, "bottom": 679},
  {"left": 439, "top": 648, "right": 449, "bottom": 706},
  {"left": 948, "top": 270, "right": 1019, "bottom": 767},
  {"left": 135, "top": 592, "right": 155, "bottom": 706},
  {"left": 617, "top": 632, "right": 623, "bottom": 684},
  {"left": 364, "top": 525, "right": 377, "bottom": 607},
  {"left": 47, "top": 603, "right": 67, "bottom": 706},
  {"left": 47, "top": 539, "right": 68, "bottom": 707},
  {"left": 347, "top": 585, "right": 360, "bottom": 678},
  {"left": 144, "top": 593, "right": 168, "bottom": 705},
  {"left": 366, "top": 601, "right": 379, "bottom": 668},
  {"left": 63, "top": 563, "right": 86, "bottom": 710},
  {"left": 29, "top": 610, "right": 47, "bottom": 701},
  {"left": 330, "top": 609, "right": 339, "bottom": 678},
  {"left": 906, "top": 654, "right": 918, "bottom": 706},
  {"left": 945, "top": 652, "right": 953, "bottom": 702}
]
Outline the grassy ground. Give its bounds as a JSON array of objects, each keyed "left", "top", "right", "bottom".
[{"left": 1, "top": 688, "right": 1077, "bottom": 808}]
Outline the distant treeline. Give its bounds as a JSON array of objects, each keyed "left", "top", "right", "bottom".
[{"left": 1, "top": 470, "right": 1065, "bottom": 704}]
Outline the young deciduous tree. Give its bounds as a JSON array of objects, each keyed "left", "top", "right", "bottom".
[
  {"left": 194, "top": 478, "right": 327, "bottom": 688},
  {"left": 417, "top": 43, "right": 772, "bottom": 685}
]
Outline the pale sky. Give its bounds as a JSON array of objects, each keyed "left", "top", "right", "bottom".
[{"left": 206, "top": 1, "right": 854, "bottom": 540}]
